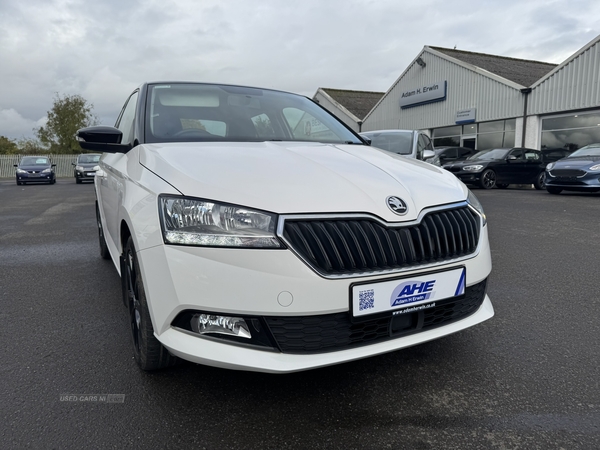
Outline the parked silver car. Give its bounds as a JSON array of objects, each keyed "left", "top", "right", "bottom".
[{"left": 360, "top": 129, "right": 434, "bottom": 160}]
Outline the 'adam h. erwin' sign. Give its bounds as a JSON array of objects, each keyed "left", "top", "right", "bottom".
[{"left": 399, "top": 80, "right": 447, "bottom": 109}]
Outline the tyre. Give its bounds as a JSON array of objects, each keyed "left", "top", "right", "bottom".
[
  {"left": 96, "top": 203, "right": 111, "bottom": 260},
  {"left": 479, "top": 169, "right": 496, "bottom": 189},
  {"left": 533, "top": 172, "right": 546, "bottom": 190},
  {"left": 123, "top": 237, "right": 177, "bottom": 371},
  {"left": 546, "top": 187, "right": 562, "bottom": 195},
  {"left": 76, "top": 178, "right": 82, "bottom": 184},
  {"left": 496, "top": 183, "right": 509, "bottom": 189}
]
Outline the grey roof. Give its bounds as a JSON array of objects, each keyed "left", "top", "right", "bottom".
[
  {"left": 430, "top": 46, "right": 558, "bottom": 87},
  {"left": 319, "top": 88, "right": 385, "bottom": 120}
]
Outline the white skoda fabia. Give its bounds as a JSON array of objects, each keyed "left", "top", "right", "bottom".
[{"left": 77, "top": 82, "right": 493, "bottom": 373}]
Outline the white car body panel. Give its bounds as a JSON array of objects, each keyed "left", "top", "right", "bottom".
[
  {"left": 138, "top": 142, "right": 466, "bottom": 223},
  {"left": 139, "top": 223, "right": 491, "bottom": 335},
  {"left": 96, "top": 141, "right": 493, "bottom": 372},
  {"left": 159, "top": 296, "right": 493, "bottom": 373},
  {"left": 89, "top": 82, "right": 493, "bottom": 373}
]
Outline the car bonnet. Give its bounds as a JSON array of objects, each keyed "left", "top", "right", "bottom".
[{"left": 138, "top": 141, "right": 468, "bottom": 222}]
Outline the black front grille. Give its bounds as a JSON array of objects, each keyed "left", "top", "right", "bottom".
[
  {"left": 265, "top": 279, "right": 487, "bottom": 354},
  {"left": 550, "top": 169, "right": 586, "bottom": 178},
  {"left": 282, "top": 206, "right": 481, "bottom": 276}
]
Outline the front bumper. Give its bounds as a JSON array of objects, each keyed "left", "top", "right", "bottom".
[
  {"left": 75, "top": 170, "right": 97, "bottom": 180},
  {"left": 545, "top": 172, "right": 600, "bottom": 191},
  {"left": 161, "top": 294, "right": 493, "bottom": 373},
  {"left": 443, "top": 169, "right": 482, "bottom": 185},
  {"left": 136, "top": 225, "right": 493, "bottom": 372},
  {"left": 16, "top": 172, "right": 54, "bottom": 182}
]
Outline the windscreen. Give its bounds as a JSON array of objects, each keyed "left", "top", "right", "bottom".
[
  {"left": 467, "top": 149, "right": 509, "bottom": 160},
  {"left": 569, "top": 145, "right": 600, "bottom": 157},
  {"left": 145, "top": 83, "right": 363, "bottom": 145},
  {"left": 20, "top": 157, "right": 49, "bottom": 165},
  {"left": 361, "top": 131, "right": 413, "bottom": 155}
]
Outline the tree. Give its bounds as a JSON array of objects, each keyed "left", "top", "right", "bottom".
[
  {"left": 0, "top": 135, "right": 19, "bottom": 154},
  {"left": 18, "top": 138, "right": 46, "bottom": 154},
  {"left": 36, "top": 93, "right": 98, "bottom": 154}
]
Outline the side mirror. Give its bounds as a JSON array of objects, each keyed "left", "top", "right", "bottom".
[
  {"left": 508, "top": 155, "right": 517, "bottom": 160},
  {"left": 423, "top": 149, "right": 435, "bottom": 160},
  {"left": 76, "top": 126, "right": 131, "bottom": 153}
]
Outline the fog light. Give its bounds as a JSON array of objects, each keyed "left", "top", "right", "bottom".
[{"left": 191, "top": 313, "right": 251, "bottom": 339}]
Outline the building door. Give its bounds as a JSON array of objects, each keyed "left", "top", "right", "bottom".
[{"left": 462, "top": 136, "right": 476, "bottom": 149}]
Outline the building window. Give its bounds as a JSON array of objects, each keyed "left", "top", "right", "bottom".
[
  {"left": 432, "top": 125, "right": 461, "bottom": 147},
  {"left": 477, "top": 119, "right": 515, "bottom": 149},
  {"left": 432, "top": 119, "right": 516, "bottom": 149},
  {"left": 541, "top": 111, "right": 600, "bottom": 151}
]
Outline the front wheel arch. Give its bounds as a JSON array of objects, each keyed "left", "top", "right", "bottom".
[
  {"left": 479, "top": 168, "right": 497, "bottom": 189},
  {"left": 122, "top": 236, "right": 177, "bottom": 371},
  {"left": 533, "top": 171, "right": 546, "bottom": 190}
]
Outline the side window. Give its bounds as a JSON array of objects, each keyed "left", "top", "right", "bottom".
[
  {"left": 282, "top": 108, "right": 340, "bottom": 141},
  {"left": 509, "top": 149, "right": 524, "bottom": 160},
  {"left": 524, "top": 150, "right": 540, "bottom": 161},
  {"left": 417, "top": 134, "right": 432, "bottom": 159},
  {"left": 251, "top": 113, "right": 276, "bottom": 138},
  {"left": 422, "top": 134, "right": 434, "bottom": 150},
  {"left": 458, "top": 148, "right": 473, "bottom": 158},
  {"left": 116, "top": 91, "right": 139, "bottom": 145},
  {"left": 444, "top": 148, "right": 458, "bottom": 159}
]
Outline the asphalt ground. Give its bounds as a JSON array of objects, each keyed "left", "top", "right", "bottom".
[{"left": 1, "top": 178, "right": 599, "bottom": 449}]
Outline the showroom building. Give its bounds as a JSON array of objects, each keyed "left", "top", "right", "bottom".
[{"left": 315, "top": 34, "right": 600, "bottom": 152}]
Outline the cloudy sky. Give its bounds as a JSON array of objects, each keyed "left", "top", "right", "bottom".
[{"left": 1, "top": 0, "right": 599, "bottom": 141}]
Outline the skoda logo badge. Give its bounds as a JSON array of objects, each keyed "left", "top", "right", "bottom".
[{"left": 387, "top": 196, "right": 408, "bottom": 215}]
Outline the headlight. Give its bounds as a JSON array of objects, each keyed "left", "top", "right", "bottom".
[
  {"left": 41, "top": 168, "right": 52, "bottom": 174},
  {"left": 467, "top": 190, "right": 486, "bottom": 226},
  {"left": 76, "top": 165, "right": 84, "bottom": 171},
  {"left": 589, "top": 164, "right": 600, "bottom": 171},
  {"left": 16, "top": 168, "right": 27, "bottom": 174},
  {"left": 546, "top": 162, "right": 555, "bottom": 171},
  {"left": 159, "top": 196, "right": 282, "bottom": 248},
  {"left": 463, "top": 165, "right": 484, "bottom": 172}
]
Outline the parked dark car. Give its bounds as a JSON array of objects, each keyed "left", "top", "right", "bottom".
[
  {"left": 541, "top": 148, "right": 572, "bottom": 163},
  {"left": 426, "top": 146, "right": 476, "bottom": 166},
  {"left": 545, "top": 143, "right": 600, "bottom": 194},
  {"left": 443, "top": 147, "right": 547, "bottom": 189},
  {"left": 14, "top": 156, "right": 56, "bottom": 185},
  {"left": 73, "top": 153, "right": 101, "bottom": 183}
]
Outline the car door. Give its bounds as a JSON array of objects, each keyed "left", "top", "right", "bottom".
[
  {"left": 497, "top": 148, "right": 525, "bottom": 182},
  {"left": 98, "top": 90, "right": 139, "bottom": 251},
  {"left": 522, "top": 149, "right": 544, "bottom": 182}
]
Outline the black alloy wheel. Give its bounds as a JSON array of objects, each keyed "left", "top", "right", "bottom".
[
  {"left": 123, "top": 237, "right": 177, "bottom": 371},
  {"left": 533, "top": 172, "right": 546, "bottom": 190},
  {"left": 479, "top": 169, "right": 497, "bottom": 189}
]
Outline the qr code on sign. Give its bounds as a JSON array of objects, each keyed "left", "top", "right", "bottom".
[{"left": 359, "top": 289, "right": 375, "bottom": 311}]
